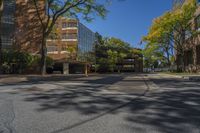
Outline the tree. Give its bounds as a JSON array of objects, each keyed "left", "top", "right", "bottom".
[
  {"left": 107, "top": 49, "right": 118, "bottom": 72},
  {"left": 143, "top": 0, "right": 197, "bottom": 71},
  {"left": 142, "top": 43, "right": 165, "bottom": 69},
  {"left": 32, "top": 0, "right": 108, "bottom": 75},
  {"left": 95, "top": 37, "right": 132, "bottom": 72},
  {"left": 1, "top": 50, "right": 54, "bottom": 74},
  {"left": 0, "top": 0, "right": 3, "bottom": 73}
]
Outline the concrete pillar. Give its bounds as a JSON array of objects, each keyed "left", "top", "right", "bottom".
[{"left": 63, "top": 63, "right": 69, "bottom": 75}]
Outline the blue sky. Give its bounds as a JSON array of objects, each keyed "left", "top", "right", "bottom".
[{"left": 80, "top": 0, "right": 173, "bottom": 48}]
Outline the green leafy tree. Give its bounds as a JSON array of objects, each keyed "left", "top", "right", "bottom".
[
  {"left": 1, "top": 50, "right": 54, "bottom": 74},
  {"left": 32, "top": 0, "right": 108, "bottom": 75},
  {"left": 142, "top": 43, "right": 164, "bottom": 69},
  {"left": 143, "top": 0, "right": 197, "bottom": 71},
  {"left": 2, "top": 50, "right": 34, "bottom": 73},
  {"left": 107, "top": 49, "right": 118, "bottom": 72},
  {"left": 95, "top": 37, "right": 132, "bottom": 72}
]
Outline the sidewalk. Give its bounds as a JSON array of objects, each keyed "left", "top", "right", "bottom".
[
  {"left": 158, "top": 73, "right": 200, "bottom": 81},
  {"left": 0, "top": 74, "right": 89, "bottom": 84}
]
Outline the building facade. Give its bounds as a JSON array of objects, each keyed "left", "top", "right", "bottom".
[
  {"left": 46, "top": 18, "right": 96, "bottom": 74},
  {"left": 0, "top": 0, "right": 15, "bottom": 49},
  {"left": 174, "top": 0, "right": 200, "bottom": 73},
  {"left": 1, "top": 0, "right": 95, "bottom": 74},
  {"left": 47, "top": 18, "right": 95, "bottom": 63},
  {"left": 1, "top": 0, "right": 45, "bottom": 53}
]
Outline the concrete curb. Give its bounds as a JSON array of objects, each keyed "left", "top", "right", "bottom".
[
  {"left": 159, "top": 73, "right": 200, "bottom": 81},
  {"left": 183, "top": 76, "right": 200, "bottom": 81}
]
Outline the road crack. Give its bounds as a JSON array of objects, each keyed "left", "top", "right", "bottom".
[{"left": 0, "top": 98, "right": 16, "bottom": 133}]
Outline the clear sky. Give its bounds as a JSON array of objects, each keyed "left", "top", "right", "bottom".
[{"left": 80, "top": 0, "right": 173, "bottom": 49}]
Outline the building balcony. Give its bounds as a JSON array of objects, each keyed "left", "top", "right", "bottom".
[
  {"left": 47, "top": 39, "right": 55, "bottom": 42},
  {"left": 47, "top": 51, "right": 59, "bottom": 54},
  {"left": 60, "top": 51, "right": 69, "bottom": 54},
  {"left": 62, "top": 27, "right": 77, "bottom": 30},
  {"left": 61, "top": 39, "right": 77, "bottom": 42}
]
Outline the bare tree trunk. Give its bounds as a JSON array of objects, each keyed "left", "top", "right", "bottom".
[
  {"left": 166, "top": 51, "right": 171, "bottom": 67},
  {"left": 164, "top": 44, "right": 171, "bottom": 67},
  {"left": 40, "top": 33, "right": 47, "bottom": 75},
  {"left": 177, "top": 49, "right": 184, "bottom": 72}
]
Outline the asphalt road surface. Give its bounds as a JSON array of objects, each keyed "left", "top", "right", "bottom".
[{"left": 0, "top": 74, "right": 200, "bottom": 133}]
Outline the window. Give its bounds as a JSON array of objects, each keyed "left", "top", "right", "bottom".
[
  {"left": 62, "top": 33, "right": 77, "bottom": 39},
  {"left": 62, "top": 33, "right": 67, "bottom": 39},
  {"left": 196, "top": 45, "right": 200, "bottom": 65},
  {"left": 47, "top": 45, "right": 57, "bottom": 52},
  {"left": 62, "top": 22, "right": 67, "bottom": 28},
  {"left": 66, "top": 33, "right": 77, "bottom": 39},
  {"left": 67, "top": 22, "right": 77, "bottom": 28},
  {"left": 62, "top": 45, "right": 67, "bottom": 51}
]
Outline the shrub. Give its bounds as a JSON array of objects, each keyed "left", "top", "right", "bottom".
[{"left": 1, "top": 50, "right": 54, "bottom": 74}]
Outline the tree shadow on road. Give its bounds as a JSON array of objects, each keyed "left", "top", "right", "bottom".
[
  {"left": 124, "top": 78, "right": 200, "bottom": 133},
  {"left": 21, "top": 75, "right": 144, "bottom": 114},
  {"left": 7, "top": 76, "right": 200, "bottom": 133}
]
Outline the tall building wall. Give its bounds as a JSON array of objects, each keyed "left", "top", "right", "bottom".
[
  {"left": 78, "top": 23, "right": 95, "bottom": 62},
  {"left": 14, "top": 0, "right": 45, "bottom": 53},
  {"left": 47, "top": 18, "right": 79, "bottom": 61},
  {"left": 0, "top": 0, "right": 15, "bottom": 49},
  {"left": 1, "top": 0, "right": 45, "bottom": 53}
]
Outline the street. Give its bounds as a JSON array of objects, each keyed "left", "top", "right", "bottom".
[{"left": 0, "top": 74, "right": 200, "bottom": 133}]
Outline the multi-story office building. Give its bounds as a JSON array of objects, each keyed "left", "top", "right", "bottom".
[
  {"left": 1, "top": 0, "right": 95, "bottom": 74},
  {"left": 47, "top": 18, "right": 95, "bottom": 62},
  {"left": 173, "top": 0, "right": 200, "bottom": 73},
  {"left": 46, "top": 18, "right": 96, "bottom": 74}
]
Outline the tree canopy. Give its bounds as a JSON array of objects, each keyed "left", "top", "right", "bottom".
[
  {"left": 95, "top": 35, "right": 141, "bottom": 72},
  {"left": 143, "top": 0, "right": 197, "bottom": 69}
]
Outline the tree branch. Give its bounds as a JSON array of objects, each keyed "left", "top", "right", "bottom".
[{"left": 33, "top": 0, "right": 45, "bottom": 29}]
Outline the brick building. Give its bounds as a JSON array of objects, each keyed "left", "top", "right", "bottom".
[
  {"left": 0, "top": 0, "right": 45, "bottom": 52},
  {"left": 46, "top": 18, "right": 95, "bottom": 74},
  {"left": 174, "top": 0, "right": 200, "bottom": 73},
  {"left": 0, "top": 0, "right": 95, "bottom": 74}
]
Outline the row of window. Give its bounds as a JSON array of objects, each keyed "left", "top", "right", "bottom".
[
  {"left": 62, "top": 33, "right": 77, "bottom": 40},
  {"left": 47, "top": 45, "right": 75, "bottom": 52},
  {"left": 62, "top": 22, "right": 77, "bottom": 28},
  {"left": 54, "top": 22, "right": 77, "bottom": 29}
]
